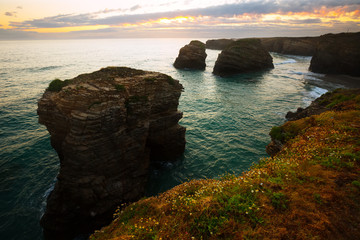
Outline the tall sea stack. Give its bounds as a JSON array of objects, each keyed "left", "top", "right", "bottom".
[{"left": 38, "top": 67, "right": 186, "bottom": 239}]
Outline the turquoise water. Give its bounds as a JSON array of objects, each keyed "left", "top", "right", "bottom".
[{"left": 0, "top": 39, "right": 330, "bottom": 239}]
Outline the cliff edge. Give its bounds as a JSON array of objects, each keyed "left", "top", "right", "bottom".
[
  {"left": 38, "top": 67, "right": 186, "bottom": 239},
  {"left": 91, "top": 89, "right": 360, "bottom": 240}
]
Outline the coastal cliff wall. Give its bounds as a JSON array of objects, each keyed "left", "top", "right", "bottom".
[
  {"left": 205, "top": 37, "right": 319, "bottom": 56},
  {"left": 91, "top": 89, "right": 360, "bottom": 240},
  {"left": 38, "top": 67, "right": 186, "bottom": 239},
  {"left": 309, "top": 32, "right": 360, "bottom": 76}
]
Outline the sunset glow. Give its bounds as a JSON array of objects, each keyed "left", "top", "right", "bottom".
[{"left": 1, "top": 0, "right": 359, "bottom": 39}]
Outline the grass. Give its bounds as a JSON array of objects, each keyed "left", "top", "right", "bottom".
[
  {"left": 91, "top": 90, "right": 360, "bottom": 240},
  {"left": 166, "top": 76, "right": 175, "bottom": 85}
]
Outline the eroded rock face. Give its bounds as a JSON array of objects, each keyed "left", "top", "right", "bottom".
[
  {"left": 260, "top": 37, "right": 319, "bottom": 56},
  {"left": 38, "top": 67, "right": 186, "bottom": 239},
  {"left": 173, "top": 40, "right": 207, "bottom": 70},
  {"left": 309, "top": 32, "right": 360, "bottom": 76},
  {"left": 213, "top": 39, "right": 274, "bottom": 77}
]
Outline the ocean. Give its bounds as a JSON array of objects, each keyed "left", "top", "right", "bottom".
[{"left": 0, "top": 38, "right": 339, "bottom": 239}]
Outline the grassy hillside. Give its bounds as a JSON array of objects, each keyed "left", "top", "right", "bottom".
[{"left": 91, "top": 89, "right": 360, "bottom": 240}]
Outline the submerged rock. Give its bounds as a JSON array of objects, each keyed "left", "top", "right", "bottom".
[
  {"left": 173, "top": 40, "right": 207, "bottom": 70},
  {"left": 38, "top": 67, "right": 186, "bottom": 239},
  {"left": 309, "top": 32, "right": 360, "bottom": 76},
  {"left": 213, "top": 39, "right": 274, "bottom": 77}
]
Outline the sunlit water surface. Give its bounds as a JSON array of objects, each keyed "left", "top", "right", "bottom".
[{"left": 0, "top": 39, "right": 340, "bottom": 239}]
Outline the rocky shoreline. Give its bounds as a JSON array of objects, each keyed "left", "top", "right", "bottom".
[
  {"left": 38, "top": 32, "right": 360, "bottom": 239},
  {"left": 91, "top": 88, "right": 360, "bottom": 239}
]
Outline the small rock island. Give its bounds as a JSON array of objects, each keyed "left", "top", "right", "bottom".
[
  {"left": 173, "top": 40, "right": 207, "bottom": 70},
  {"left": 38, "top": 67, "right": 186, "bottom": 239},
  {"left": 213, "top": 39, "right": 274, "bottom": 77}
]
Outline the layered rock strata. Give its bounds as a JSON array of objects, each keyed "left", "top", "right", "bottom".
[
  {"left": 260, "top": 37, "right": 319, "bottom": 56},
  {"left": 173, "top": 40, "right": 207, "bottom": 70},
  {"left": 213, "top": 39, "right": 274, "bottom": 77},
  {"left": 309, "top": 32, "right": 360, "bottom": 76},
  {"left": 38, "top": 67, "right": 186, "bottom": 239}
]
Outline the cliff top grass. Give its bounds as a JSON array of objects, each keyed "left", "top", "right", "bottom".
[{"left": 91, "top": 90, "right": 360, "bottom": 240}]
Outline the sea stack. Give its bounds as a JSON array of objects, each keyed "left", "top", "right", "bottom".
[
  {"left": 173, "top": 40, "right": 207, "bottom": 70},
  {"left": 38, "top": 67, "right": 186, "bottom": 239},
  {"left": 213, "top": 39, "right": 274, "bottom": 77},
  {"left": 309, "top": 32, "right": 360, "bottom": 76}
]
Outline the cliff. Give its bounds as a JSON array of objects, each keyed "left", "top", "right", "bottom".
[
  {"left": 206, "top": 39, "right": 235, "bottom": 50},
  {"left": 205, "top": 37, "right": 319, "bottom": 56},
  {"left": 260, "top": 37, "right": 319, "bottom": 56},
  {"left": 266, "top": 89, "right": 360, "bottom": 156},
  {"left": 38, "top": 67, "right": 186, "bottom": 239},
  {"left": 91, "top": 89, "right": 360, "bottom": 240},
  {"left": 213, "top": 39, "right": 274, "bottom": 77},
  {"left": 309, "top": 32, "right": 360, "bottom": 76},
  {"left": 173, "top": 40, "right": 207, "bottom": 70}
]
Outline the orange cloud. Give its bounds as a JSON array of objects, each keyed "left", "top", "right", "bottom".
[{"left": 23, "top": 25, "right": 109, "bottom": 33}]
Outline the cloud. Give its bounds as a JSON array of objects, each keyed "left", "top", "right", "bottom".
[
  {"left": 130, "top": 5, "right": 142, "bottom": 11},
  {"left": 8, "top": 0, "right": 360, "bottom": 30},
  {"left": 289, "top": 18, "right": 323, "bottom": 24},
  {"left": 17, "top": 6, "right": 23, "bottom": 9},
  {"left": 5, "top": 12, "right": 16, "bottom": 17}
]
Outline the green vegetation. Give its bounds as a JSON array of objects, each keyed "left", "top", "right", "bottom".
[
  {"left": 270, "top": 192, "right": 288, "bottom": 210},
  {"left": 167, "top": 76, "right": 175, "bottom": 85},
  {"left": 326, "top": 93, "right": 357, "bottom": 108},
  {"left": 48, "top": 78, "right": 71, "bottom": 92},
  {"left": 91, "top": 90, "right": 360, "bottom": 240},
  {"left": 269, "top": 126, "right": 284, "bottom": 142}
]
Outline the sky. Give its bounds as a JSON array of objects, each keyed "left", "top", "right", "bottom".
[{"left": 1, "top": 0, "right": 360, "bottom": 39}]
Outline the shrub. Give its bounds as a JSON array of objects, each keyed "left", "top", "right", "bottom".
[
  {"left": 270, "top": 192, "right": 288, "bottom": 210},
  {"left": 269, "top": 126, "right": 284, "bottom": 142},
  {"left": 48, "top": 78, "right": 67, "bottom": 92}
]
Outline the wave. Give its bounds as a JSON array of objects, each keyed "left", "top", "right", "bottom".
[
  {"left": 24, "top": 65, "right": 63, "bottom": 72},
  {"left": 275, "top": 59, "right": 297, "bottom": 65}
]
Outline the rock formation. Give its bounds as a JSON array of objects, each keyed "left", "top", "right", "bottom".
[
  {"left": 205, "top": 39, "right": 235, "bottom": 50},
  {"left": 260, "top": 37, "right": 319, "bottom": 56},
  {"left": 38, "top": 67, "right": 186, "bottom": 239},
  {"left": 309, "top": 32, "right": 360, "bottom": 76},
  {"left": 173, "top": 40, "right": 207, "bottom": 70},
  {"left": 213, "top": 39, "right": 274, "bottom": 77}
]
